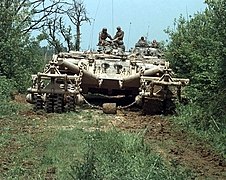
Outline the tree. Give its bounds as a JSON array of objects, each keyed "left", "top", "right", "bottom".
[
  {"left": 59, "top": 18, "right": 75, "bottom": 52},
  {"left": 40, "top": 0, "right": 91, "bottom": 52},
  {"left": 165, "top": 12, "right": 220, "bottom": 101},
  {"left": 165, "top": 0, "right": 226, "bottom": 129},
  {"left": 41, "top": 16, "right": 74, "bottom": 53},
  {"left": 67, "top": 0, "right": 91, "bottom": 51},
  {"left": 0, "top": 0, "right": 63, "bottom": 91},
  {"left": 206, "top": 0, "right": 226, "bottom": 89},
  {"left": 205, "top": 0, "right": 226, "bottom": 123},
  {"left": 42, "top": 16, "right": 65, "bottom": 53},
  {"left": 0, "top": 0, "right": 64, "bottom": 35}
]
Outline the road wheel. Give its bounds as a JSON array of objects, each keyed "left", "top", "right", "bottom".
[
  {"left": 45, "top": 94, "right": 54, "bottom": 113},
  {"left": 68, "top": 96, "right": 75, "bottom": 112},
  {"left": 33, "top": 94, "right": 43, "bottom": 111},
  {"left": 163, "top": 99, "right": 176, "bottom": 115},
  {"left": 54, "top": 94, "right": 64, "bottom": 113}
]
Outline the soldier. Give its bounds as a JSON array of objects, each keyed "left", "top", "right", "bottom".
[
  {"left": 98, "top": 28, "right": 113, "bottom": 46},
  {"left": 113, "top": 26, "right": 124, "bottom": 46},
  {"left": 136, "top": 36, "right": 148, "bottom": 47},
  {"left": 151, "top": 39, "right": 158, "bottom": 48}
]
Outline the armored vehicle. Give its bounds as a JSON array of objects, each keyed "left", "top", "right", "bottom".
[{"left": 26, "top": 44, "right": 189, "bottom": 114}]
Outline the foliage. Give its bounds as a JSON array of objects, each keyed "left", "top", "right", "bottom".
[
  {"left": 0, "top": 76, "right": 15, "bottom": 100},
  {"left": 166, "top": 0, "right": 226, "bottom": 119},
  {"left": 0, "top": 76, "right": 22, "bottom": 116},
  {"left": 69, "top": 142, "right": 101, "bottom": 180},
  {"left": 165, "top": 12, "right": 220, "bottom": 96},
  {"left": 166, "top": 0, "right": 226, "bottom": 154},
  {"left": 0, "top": 1, "right": 48, "bottom": 92}
]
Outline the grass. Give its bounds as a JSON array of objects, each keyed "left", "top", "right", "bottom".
[
  {"left": 1, "top": 102, "right": 193, "bottom": 179},
  {"left": 70, "top": 130, "right": 192, "bottom": 180},
  {"left": 172, "top": 103, "right": 226, "bottom": 158}
]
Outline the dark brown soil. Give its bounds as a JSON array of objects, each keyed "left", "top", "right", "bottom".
[
  {"left": 114, "top": 110, "right": 226, "bottom": 179},
  {"left": 1, "top": 95, "right": 225, "bottom": 179}
]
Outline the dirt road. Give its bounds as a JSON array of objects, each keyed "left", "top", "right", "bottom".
[
  {"left": 1, "top": 95, "right": 226, "bottom": 179},
  {"left": 114, "top": 110, "right": 226, "bottom": 179}
]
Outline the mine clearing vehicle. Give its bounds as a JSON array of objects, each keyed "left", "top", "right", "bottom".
[{"left": 26, "top": 47, "right": 189, "bottom": 114}]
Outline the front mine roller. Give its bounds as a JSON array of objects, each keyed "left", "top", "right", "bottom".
[
  {"left": 27, "top": 47, "right": 189, "bottom": 114},
  {"left": 26, "top": 54, "right": 83, "bottom": 113}
]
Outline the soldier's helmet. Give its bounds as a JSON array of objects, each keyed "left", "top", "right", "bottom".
[
  {"left": 117, "top": 26, "right": 121, "bottom": 30},
  {"left": 102, "top": 28, "right": 107, "bottom": 32}
]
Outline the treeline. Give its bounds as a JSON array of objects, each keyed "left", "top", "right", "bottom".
[
  {"left": 166, "top": 0, "right": 226, "bottom": 154},
  {"left": 0, "top": 0, "right": 53, "bottom": 92},
  {"left": 0, "top": 0, "right": 89, "bottom": 94}
]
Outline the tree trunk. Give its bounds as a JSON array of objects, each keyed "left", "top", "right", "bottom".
[{"left": 75, "top": 24, "right": 80, "bottom": 51}]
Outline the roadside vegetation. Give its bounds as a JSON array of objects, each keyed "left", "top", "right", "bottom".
[{"left": 165, "top": 0, "right": 226, "bottom": 157}]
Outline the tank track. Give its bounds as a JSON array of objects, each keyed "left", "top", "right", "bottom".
[
  {"left": 142, "top": 97, "right": 176, "bottom": 115},
  {"left": 33, "top": 93, "right": 76, "bottom": 113}
]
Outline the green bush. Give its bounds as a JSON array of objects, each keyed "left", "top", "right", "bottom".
[
  {"left": 0, "top": 76, "right": 15, "bottom": 101},
  {"left": 0, "top": 76, "right": 21, "bottom": 116},
  {"left": 165, "top": 0, "right": 226, "bottom": 155}
]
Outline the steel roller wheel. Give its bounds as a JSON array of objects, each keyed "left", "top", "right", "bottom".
[
  {"left": 68, "top": 96, "right": 75, "bottom": 112},
  {"left": 142, "top": 98, "right": 163, "bottom": 115},
  {"left": 54, "top": 94, "right": 64, "bottom": 113},
  {"left": 33, "top": 94, "right": 43, "bottom": 111},
  {"left": 45, "top": 94, "right": 64, "bottom": 113},
  {"left": 163, "top": 99, "right": 176, "bottom": 115},
  {"left": 45, "top": 94, "right": 54, "bottom": 113}
]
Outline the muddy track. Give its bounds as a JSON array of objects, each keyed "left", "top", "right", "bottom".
[
  {"left": 3, "top": 95, "right": 226, "bottom": 179},
  {"left": 114, "top": 110, "right": 226, "bottom": 179}
]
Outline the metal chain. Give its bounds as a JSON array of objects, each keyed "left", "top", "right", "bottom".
[
  {"left": 78, "top": 67, "right": 83, "bottom": 87},
  {"left": 82, "top": 94, "right": 137, "bottom": 111},
  {"left": 83, "top": 97, "right": 103, "bottom": 110},
  {"left": 74, "top": 67, "right": 83, "bottom": 93},
  {"left": 78, "top": 66, "right": 137, "bottom": 111},
  {"left": 117, "top": 100, "right": 137, "bottom": 110}
]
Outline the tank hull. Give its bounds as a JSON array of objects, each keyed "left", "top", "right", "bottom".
[{"left": 27, "top": 50, "right": 189, "bottom": 114}]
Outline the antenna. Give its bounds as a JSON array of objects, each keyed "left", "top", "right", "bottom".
[
  {"left": 127, "top": 22, "right": 132, "bottom": 49},
  {"left": 111, "top": 0, "right": 114, "bottom": 34},
  {"left": 186, "top": 5, "right": 189, "bottom": 21},
  {"left": 88, "top": 0, "right": 101, "bottom": 50},
  {"left": 88, "top": 19, "right": 96, "bottom": 50},
  {"left": 146, "top": 25, "right": 150, "bottom": 40}
]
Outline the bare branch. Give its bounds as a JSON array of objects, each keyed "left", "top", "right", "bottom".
[
  {"left": 66, "top": 0, "right": 91, "bottom": 50},
  {"left": 17, "top": 0, "right": 67, "bottom": 34}
]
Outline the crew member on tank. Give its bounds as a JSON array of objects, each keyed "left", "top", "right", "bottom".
[
  {"left": 113, "top": 26, "right": 124, "bottom": 46},
  {"left": 98, "top": 28, "right": 113, "bottom": 46},
  {"left": 136, "top": 36, "right": 148, "bottom": 47},
  {"left": 151, "top": 39, "right": 159, "bottom": 48}
]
